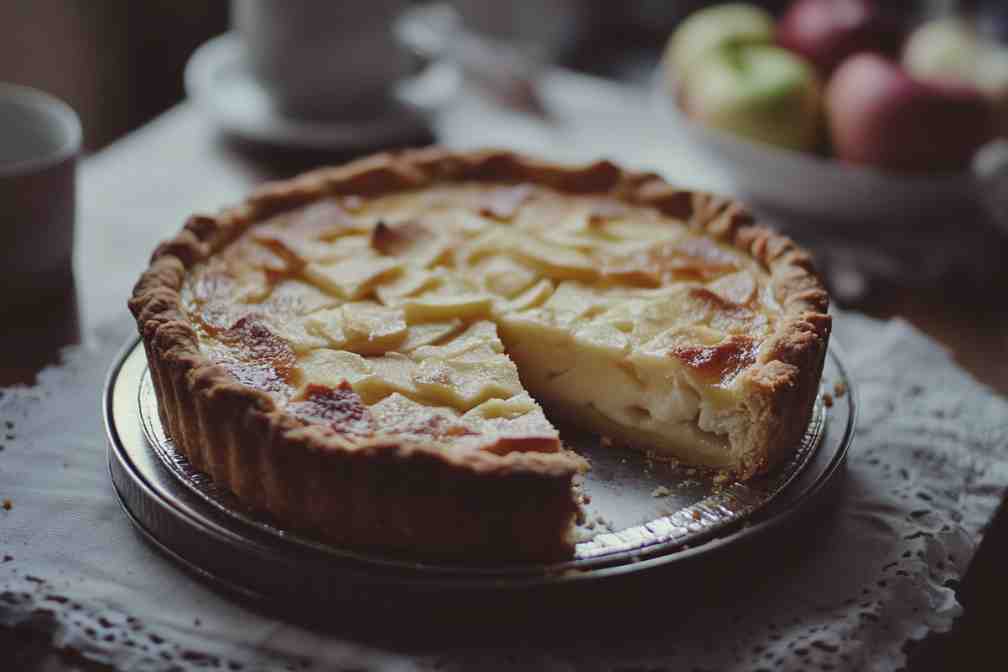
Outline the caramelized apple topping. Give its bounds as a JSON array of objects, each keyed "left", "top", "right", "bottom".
[
  {"left": 475, "top": 184, "right": 535, "bottom": 220},
  {"left": 707, "top": 270, "right": 757, "bottom": 306},
  {"left": 670, "top": 335, "right": 759, "bottom": 385},
  {"left": 340, "top": 195, "right": 366, "bottom": 213},
  {"left": 221, "top": 316, "right": 296, "bottom": 371},
  {"left": 369, "top": 394, "right": 475, "bottom": 441},
  {"left": 585, "top": 198, "right": 629, "bottom": 227},
  {"left": 208, "top": 316, "right": 299, "bottom": 394},
  {"left": 287, "top": 382, "right": 376, "bottom": 436},
  {"left": 370, "top": 219, "right": 430, "bottom": 255},
  {"left": 602, "top": 236, "right": 742, "bottom": 286},
  {"left": 284, "top": 198, "right": 365, "bottom": 240}
]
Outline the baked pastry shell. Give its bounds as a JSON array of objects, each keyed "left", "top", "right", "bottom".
[{"left": 130, "top": 148, "right": 831, "bottom": 560}]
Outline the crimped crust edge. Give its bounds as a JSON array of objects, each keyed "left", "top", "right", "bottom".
[{"left": 129, "top": 147, "right": 831, "bottom": 559}]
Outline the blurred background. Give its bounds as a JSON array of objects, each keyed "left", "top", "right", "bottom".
[
  {"left": 0, "top": 1, "right": 899, "bottom": 149},
  {"left": 0, "top": 2, "right": 227, "bottom": 150},
  {"left": 3, "top": 1, "right": 1003, "bottom": 150},
  {"left": 1, "top": 0, "right": 1007, "bottom": 387}
]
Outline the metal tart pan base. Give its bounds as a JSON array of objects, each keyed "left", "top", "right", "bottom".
[{"left": 106, "top": 339, "right": 855, "bottom": 599}]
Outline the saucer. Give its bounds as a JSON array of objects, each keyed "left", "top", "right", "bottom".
[{"left": 184, "top": 33, "right": 459, "bottom": 150}]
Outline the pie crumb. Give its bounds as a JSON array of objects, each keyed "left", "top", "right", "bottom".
[
  {"left": 651, "top": 486, "right": 671, "bottom": 498},
  {"left": 2, "top": 499, "right": 11, "bottom": 511},
  {"left": 822, "top": 393, "right": 834, "bottom": 407},
  {"left": 834, "top": 381, "right": 847, "bottom": 398},
  {"left": 691, "top": 510, "right": 702, "bottom": 521}
]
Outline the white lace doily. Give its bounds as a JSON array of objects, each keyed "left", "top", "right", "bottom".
[{"left": 1, "top": 311, "right": 1006, "bottom": 672}]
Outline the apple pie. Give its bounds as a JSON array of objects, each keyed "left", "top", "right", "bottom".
[{"left": 130, "top": 148, "right": 830, "bottom": 561}]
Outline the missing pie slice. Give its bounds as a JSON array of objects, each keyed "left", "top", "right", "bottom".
[{"left": 130, "top": 149, "right": 830, "bottom": 561}]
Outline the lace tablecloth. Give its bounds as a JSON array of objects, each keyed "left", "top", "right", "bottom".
[{"left": 1, "top": 309, "right": 1006, "bottom": 672}]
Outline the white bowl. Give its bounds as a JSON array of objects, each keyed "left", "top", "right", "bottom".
[{"left": 651, "top": 77, "right": 983, "bottom": 226}]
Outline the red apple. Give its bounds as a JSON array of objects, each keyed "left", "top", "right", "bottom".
[
  {"left": 903, "top": 17, "right": 1008, "bottom": 137},
  {"left": 777, "top": 0, "right": 905, "bottom": 76},
  {"left": 827, "top": 53, "right": 996, "bottom": 173}
]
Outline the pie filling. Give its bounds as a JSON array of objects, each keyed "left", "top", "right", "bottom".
[{"left": 182, "top": 183, "right": 783, "bottom": 473}]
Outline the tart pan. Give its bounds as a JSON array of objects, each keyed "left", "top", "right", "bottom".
[{"left": 105, "top": 338, "right": 854, "bottom": 597}]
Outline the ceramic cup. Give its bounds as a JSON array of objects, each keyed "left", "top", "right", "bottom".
[
  {"left": 0, "top": 83, "right": 81, "bottom": 307},
  {"left": 231, "top": 0, "right": 414, "bottom": 120}
]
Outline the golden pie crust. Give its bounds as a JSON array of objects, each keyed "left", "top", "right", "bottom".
[{"left": 130, "top": 148, "right": 830, "bottom": 561}]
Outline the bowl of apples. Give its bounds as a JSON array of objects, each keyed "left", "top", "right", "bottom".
[{"left": 655, "top": 0, "right": 1007, "bottom": 225}]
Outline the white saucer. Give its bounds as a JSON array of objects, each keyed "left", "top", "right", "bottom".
[{"left": 184, "top": 33, "right": 459, "bottom": 150}]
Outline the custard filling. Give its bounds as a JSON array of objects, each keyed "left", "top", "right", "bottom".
[{"left": 182, "top": 183, "right": 782, "bottom": 470}]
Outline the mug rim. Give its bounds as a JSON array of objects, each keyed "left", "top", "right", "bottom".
[{"left": 0, "top": 82, "right": 82, "bottom": 178}]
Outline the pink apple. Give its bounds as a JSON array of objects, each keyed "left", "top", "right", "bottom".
[
  {"left": 777, "top": 0, "right": 905, "bottom": 76},
  {"left": 903, "top": 17, "right": 1008, "bottom": 137},
  {"left": 826, "top": 53, "right": 996, "bottom": 172}
]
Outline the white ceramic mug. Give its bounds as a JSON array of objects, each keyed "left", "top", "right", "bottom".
[
  {"left": 231, "top": 0, "right": 414, "bottom": 120},
  {"left": 0, "top": 83, "right": 81, "bottom": 306}
]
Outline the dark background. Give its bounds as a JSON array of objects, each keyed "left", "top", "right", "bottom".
[
  {"left": 1, "top": 1, "right": 956, "bottom": 152},
  {"left": 5, "top": 1, "right": 1004, "bottom": 152},
  {"left": 0, "top": 2, "right": 227, "bottom": 150},
  {"left": 0, "top": 1, "right": 714, "bottom": 150},
  {"left": 3, "top": 1, "right": 1003, "bottom": 152}
]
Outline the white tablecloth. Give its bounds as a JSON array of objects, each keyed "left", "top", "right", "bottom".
[{"left": 2, "top": 310, "right": 1006, "bottom": 672}]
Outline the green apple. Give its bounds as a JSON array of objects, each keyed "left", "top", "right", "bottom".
[
  {"left": 663, "top": 3, "right": 775, "bottom": 87},
  {"left": 680, "top": 44, "right": 824, "bottom": 152}
]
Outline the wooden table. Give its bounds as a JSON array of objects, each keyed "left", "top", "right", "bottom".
[{"left": 2, "top": 96, "right": 1006, "bottom": 669}]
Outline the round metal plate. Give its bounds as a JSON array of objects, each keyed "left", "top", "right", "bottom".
[{"left": 106, "top": 339, "right": 854, "bottom": 596}]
